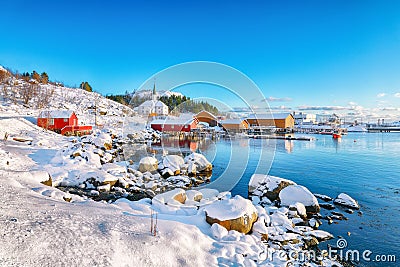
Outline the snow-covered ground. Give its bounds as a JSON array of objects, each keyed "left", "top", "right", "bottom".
[{"left": 0, "top": 75, "right": 344, "bottom": 267}]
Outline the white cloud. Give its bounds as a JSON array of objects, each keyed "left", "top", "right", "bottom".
[
  {"left": 263, "top": 96, "right": 292, "bottom": 102},
  {"left": 394, "top": 93, "right": 400, "bottom": 98},
  {"left": 297, "top": 105, "right": 347, "bottom": 111},
  {"left": 377, "top": 93, "right": 386, "bottom": 98}
]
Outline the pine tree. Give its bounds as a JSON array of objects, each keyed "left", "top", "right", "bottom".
[
  {"left": 80, "top": 81, "right": 93, "bottom": 92},
  {"left": 31, "top": 71, "right": 40, "bottom": 81},
  {"left": 40, "top": 72, "right": 49, "bottom": 84}
]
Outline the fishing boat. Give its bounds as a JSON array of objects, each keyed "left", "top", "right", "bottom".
[{"left": 332, "top": 129, "right": 342, "bottom": 139}]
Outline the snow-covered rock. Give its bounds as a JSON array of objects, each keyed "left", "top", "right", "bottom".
[
  {"left": 138, "top": 157, "right": 158, "bottom": 173},
  {"left": 279, "top": 185, "right": 320, "bottom": 213},
  {"left": 289, "top": 202, "right": 307, "bottom": 218},
  {"left": 248, "top": 174, "right": 296, "bottom": 202},
  {"left": 184, "top": 153, "right": 212, "bottom": 173},
  {"left": 28, "top": 171, "right": 53, "bottom": 186},
  {"left": 334, "top": 193, "right": 359, "bottom": 209},
  {"left": 162, "top": 155, "right": 184, "bottom": 175},
  {"left": 153, "top": 188, "right": 187, "bottom": 205},
  {"left": 186, "top": 190, "right": 202, "bottom": 202},
  {"left": 307, "top": 230, "right": 334, "bottom": 241},
  {"left": 204, "top": 195, "right": 258, "bottom": 234},
  {"left": 93, "top": 132, "right": 112, "bottom": 150}
]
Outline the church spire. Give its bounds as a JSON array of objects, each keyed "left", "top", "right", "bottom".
[{"left": 152, "top": 79, "right": 156, "bottom": 101}]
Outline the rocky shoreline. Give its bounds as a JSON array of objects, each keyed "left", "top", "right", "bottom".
[{"left": 35, "top": 128, "right": 361, "bottom": 266}]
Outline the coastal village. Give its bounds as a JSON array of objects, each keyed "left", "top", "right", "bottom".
[{"left": 0, "top": 65, "right": 386, "bottom": 266}]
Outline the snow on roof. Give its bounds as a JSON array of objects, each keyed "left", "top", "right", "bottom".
[
  {"left": 220, "top": 119, "right": 247, "bottom": 125},
  {"left": 195, "top": 110, "right": 218, "bottom": 119},
  {"left": 139, "top": 100, "right": 167, "bottom": 108},
  {"left": 247, "top": 113, "right": 292, "bottom": 120},
  {"left": 38, "top": 110, "right": 74, "bottom": 119}
]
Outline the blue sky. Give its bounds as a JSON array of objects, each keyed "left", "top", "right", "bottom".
[{"left": 1, "top": 0, "right": 400, "bottom": 120}]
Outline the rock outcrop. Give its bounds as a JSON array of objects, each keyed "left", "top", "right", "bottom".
[{"left": 204, "top": 195, "right": 258, "bottom": 234}]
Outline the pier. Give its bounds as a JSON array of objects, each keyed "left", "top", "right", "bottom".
[{"left": 367, "top": 127, "right": 400, "bottom": 132}]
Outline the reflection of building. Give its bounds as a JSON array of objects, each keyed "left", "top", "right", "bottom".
[
  {"left": 293, "top": 112, "right": 316, "bottom": 125},
  {"left": 195, "top": 110, "right": 218, "bottom": 127},
  {"left": 220, "top": 119, "right": 249, "bottom": 132},
  {"left": 150, "top": 117, "right": 199, "bottom": 132},
  {"left": 246, "top": 113, "right": 294, "bottom": 129}
]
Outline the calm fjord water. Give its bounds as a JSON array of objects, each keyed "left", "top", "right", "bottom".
[{"left": 200, "top": 133, "right": 400, "bottom": 266}]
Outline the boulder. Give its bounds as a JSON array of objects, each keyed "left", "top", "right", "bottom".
[
  {"left": 163, "top": 155, "right": 184, "bottom": 175},
  {"left": 334, "top": 193, "right": 359, "bottom": 209},
  {"left": 186, "top": 190, "right": 202, "bottom": 202},
  {"left": 248, "top": 174, "right": 295, "bottom": 202},
  {"left": 138, "top": 157, "right": 158, "bottom": 173},
  {"left": 184, "top": 153, "right": 212, "bottom": 173},
  {"left": 279, "top": 185, "right": 320, "bottom": 213},
  {"left": 93, "top": 133, "right": 112, "bottom": 150},
  {"left": 153, "top": 188, "right": 187, "bottom": 205},
  {"left": 204, "top": 195, "right": 258, "bottom": 234}
]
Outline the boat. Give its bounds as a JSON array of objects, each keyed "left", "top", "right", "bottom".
[
  {"left": 332, "top": 129, "right": 342, "bottom": 139},
  {"left": 346, "top": 125, "right": 368, "bottom": 132}
]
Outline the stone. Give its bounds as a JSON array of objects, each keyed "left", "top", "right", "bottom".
[
  {"left": 248, "top": 174, "right": 295, "bottom": 202},
  {"left": 204, "top": 196, "right": 258, "bottom": 234},
  {"left": 279, "top": 185, "right": 320, "bottom": 213},
  {"left": 334, "top": 193, "right": 359, "bottom": 209},
  {"left": 153, "top": 188, "right": 187, "bottom": 204},
  {"left": 303, "top": 236, "right": 319, "bottom": 248},
  {"left": 138, "top": 157, "right": 158, "bottom": 173}
]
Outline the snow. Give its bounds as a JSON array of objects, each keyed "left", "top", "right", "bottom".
[
  {"left": 162, "top": 155, "right": 184, "bottom": 173},
  {"left": 210, "top": 223, "right": 228, "bottom": 240},
  {"left": 204, "top": 195, "right": 257, "bottom": 221},
  {"left": 139, "top": 156, "right": 158, "bottom": 166},
  {"left": 279, "top": 185, "right": 319, "bottom": 207},
  {"left": 38, "top": 110, "right": 74, "bottom": 118},
  {"left": 184, "top": 152, "right": 212, "bottom": 172},
  {"left": 290, "top": 202, "right": 307, "bottom": 217},
  {"left": 307, "top": 230, "right": 334, "bottom": 241},
  {"left": 0, "top": 77, "right": 344, "bottom": 266},
  {"left": 334, "top": 193, "right": 360, "bottom": 209},
  {"left": 248, "top": 174, "right": 295, "bottom": 193}
]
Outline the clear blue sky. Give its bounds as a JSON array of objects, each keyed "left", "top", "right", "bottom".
[{"left": 1, "top": 0, "right": 400, "bottom": 120}]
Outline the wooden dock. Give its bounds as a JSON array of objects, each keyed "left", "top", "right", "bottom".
[
  {"left": 247, "top": 134, "right": 315, "bottom": 141},
  {"left": 368, "top": 127, "right": 400, "bottom": 132}
]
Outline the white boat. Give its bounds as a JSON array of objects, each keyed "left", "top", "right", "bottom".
[{"left": 346, "top": 125, "right": 368, "bottom": 132}]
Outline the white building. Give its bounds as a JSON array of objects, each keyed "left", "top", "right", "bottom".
[
  {"left": 138, "top": 100, "right": 168, "bottom": 116},
  {"left": 293, "top": 112, "right": 316, "bottom": 125}
]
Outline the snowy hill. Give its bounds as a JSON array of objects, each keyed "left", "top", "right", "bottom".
[{"left": 0, "top": 75, "right": 145, "bottom": 132}]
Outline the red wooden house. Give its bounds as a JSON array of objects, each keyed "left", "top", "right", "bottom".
[
  {"left": 150, "top": 117, "right": 198, "bottom": 132},
  {"left": 37, "top": 110, "right": 92, "bottom": 136}
]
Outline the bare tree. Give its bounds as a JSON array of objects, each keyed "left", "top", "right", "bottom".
[
  {"left": 20, "top": 84, "right": 34, "bottom": 105},
  {"left": 36, "top": 85, "right": 55, "bottom": 108}
]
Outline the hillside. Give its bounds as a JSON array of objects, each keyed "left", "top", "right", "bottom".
[{"left": 0, "top": 66, "right": 142, "bottom": 132}]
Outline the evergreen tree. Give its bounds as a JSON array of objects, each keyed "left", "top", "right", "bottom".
[
  {"left": 31, "top": 71, "right": 40, "bottom": 81},
  {"left": 41, "top": 72, "right": 49, "bottom": 84},
  {"left": 80, "top": 81, "right": 93, "bottom": 92}
]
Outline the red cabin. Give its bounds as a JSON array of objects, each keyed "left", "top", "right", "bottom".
[
  {"left": 37, "top": 110, "right": 92, "bottom": 136},
  {"left": 150, "top": 117, "right": 198, "bottom": 132}
]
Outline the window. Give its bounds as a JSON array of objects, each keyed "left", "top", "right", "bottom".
[
  {"left": 49, "top": 119, "right": 54, "bottom": 125},
  {"left": 64, "top": 118, "right": 68, "bottom": 122}
]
